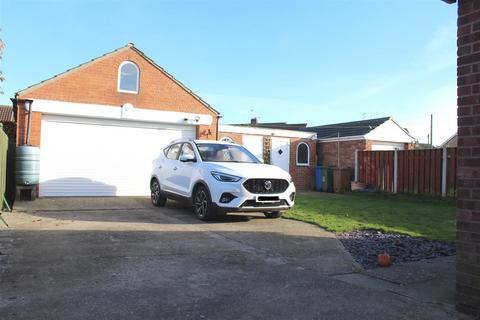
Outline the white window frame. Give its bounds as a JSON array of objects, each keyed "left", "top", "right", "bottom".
[
  {"left": 117, "top": 61, "right": 140, "bottom": 94},
  {"left": 296, "top": 142, "right": 310, "bottom": 166}
]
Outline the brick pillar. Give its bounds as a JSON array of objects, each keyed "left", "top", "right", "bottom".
[{"left": 456, "top": 0, "right": 480, "bottom": 316}]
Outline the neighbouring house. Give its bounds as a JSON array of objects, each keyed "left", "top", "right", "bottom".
[
  {"left": 0, "top": 105, "right": 15, "bottom": 140},
  {"left": 221, "top": 116, "right": 415, "bottom": 190},
  {"left": 440, "top": 133, "right": 457, "bottom": 148},
  {"left": 12, "top": 43, "right": 219, "bottom": 197},
  {"left": 218, "top": 124, "right": 317, "bottom": 190},
  {"left": 309, "top": 117, "right": 416, "bottom": 169}
]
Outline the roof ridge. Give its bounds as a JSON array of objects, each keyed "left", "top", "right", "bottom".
[
  {"left": 128, "top": 46, "right": 219, "bottom": 115},
  {"left": 15, "top": 43, "right": 220, "bottom": 115}
]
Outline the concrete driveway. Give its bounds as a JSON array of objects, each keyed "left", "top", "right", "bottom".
[{"left": 0, "top": 198, "right": 455, "bottom": 319}]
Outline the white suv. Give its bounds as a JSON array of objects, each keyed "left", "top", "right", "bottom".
[{"left": 150, "top": 139, "right": 296, "bottom": 220}]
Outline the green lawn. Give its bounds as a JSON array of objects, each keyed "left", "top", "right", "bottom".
[{"left": 284, "top": 192, "right": 456, "bottom": 242}]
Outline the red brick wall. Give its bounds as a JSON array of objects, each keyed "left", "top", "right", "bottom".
[
  {"left": 16, "top": 108, "right": 41, "bottom": 146},
  {"left": 317, "top": 140, "right": 367, "bottom": 168},
  {"left": 456, "top": 0, "right": 480, "bottom": 316},
  {"left": 289, "top": 138, "right": 316, "bottom": 190},
  {"left": 16, "top": 46, "right": 218, "bottom": 146}
]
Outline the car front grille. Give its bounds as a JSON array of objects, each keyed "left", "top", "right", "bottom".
[{"left": 243, "top": 179, "right": 289, "bottom": 194}]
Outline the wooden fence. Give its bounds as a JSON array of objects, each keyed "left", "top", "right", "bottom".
[
  {"left": 0, "top": 124, "right": 9, "bottom": 224},
  {"left": 355, "top": 148, "right": 457, "bottom": 197}
]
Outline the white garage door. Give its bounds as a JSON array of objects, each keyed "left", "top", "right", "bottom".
[
  {"left": 371, "top": 142, "right": 405, "bottom": 151},
  {"left": 39, "top": 115, "right": 195, "bottom": 196}
]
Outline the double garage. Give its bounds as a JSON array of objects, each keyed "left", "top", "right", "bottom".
[
  {"left": 39, "top": 115, "right": 195, "bottom": 197},
  {"left": 17, "top": 99, "right": 213, "bottom": 197}
]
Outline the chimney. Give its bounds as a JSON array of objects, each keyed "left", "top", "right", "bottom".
[{"left": 250, "top": 117, "right": 258, "bottom": 125}]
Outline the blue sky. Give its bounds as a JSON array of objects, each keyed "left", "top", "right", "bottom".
[{"left": 0, "top": 0, "right": 457, "bottom": 144}]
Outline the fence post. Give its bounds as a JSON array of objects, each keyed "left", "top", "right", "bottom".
[
  {"left": 442, "top": 147, "right": 447, "bottom": 197},
  {"left": 393, "top": 149, "right": 398, "bottom": 194},
  {"left": 354, "top": 150, "right": 358, "bottom": 181}
]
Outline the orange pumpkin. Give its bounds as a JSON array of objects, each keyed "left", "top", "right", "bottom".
[{"left": 377, "top": 252, "right": 392, "bottom": 267}]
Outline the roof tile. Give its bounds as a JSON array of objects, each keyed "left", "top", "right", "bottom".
[{"left": 0, "top": 105, "right": 14, "bottom": 123}]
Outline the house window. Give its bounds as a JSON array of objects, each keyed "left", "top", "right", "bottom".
[
  {"left": 296, "top": 142, "right": 310, "bottom": 166},
  {"left": 118, "top": 61, "right": 139, "bottom": 93}
]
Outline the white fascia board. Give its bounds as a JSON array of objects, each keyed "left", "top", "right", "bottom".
[
  {"left": 31, "top": 99, "right": 213, "bottom": 126},
  {"left": 219, "top": 125, "right": 317, "bottom": 139},
  {"left": 317, "top": 135, "right": 365, "bottom": 143}
]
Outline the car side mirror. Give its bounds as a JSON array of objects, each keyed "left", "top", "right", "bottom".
[{"left": 179, "top": 154, "right": 196, "bottom": 162}]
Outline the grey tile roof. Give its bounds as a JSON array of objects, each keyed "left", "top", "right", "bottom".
[
  {"left": 0, "top": 105, "right": 14, "bottom": 123},
  {"left": 233, "top": 122, "right": 309, "bottom": 131},
  {"left": 306, "top": 117, "right": 391, "bottom": 139}
]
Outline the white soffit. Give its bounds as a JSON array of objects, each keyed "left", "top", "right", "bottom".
[{"left": 31, "top": 99, "right": 213, "bottom": 126}]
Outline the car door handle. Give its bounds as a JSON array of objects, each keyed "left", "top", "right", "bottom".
[{"left": 173, "top": 167, "right": 178, "bottom": 171}]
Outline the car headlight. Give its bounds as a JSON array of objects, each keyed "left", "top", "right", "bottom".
[{"left": 211, "top": 171, "right": 242, "bottom": 182}]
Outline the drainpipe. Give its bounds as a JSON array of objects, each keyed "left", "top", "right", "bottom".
[
  {"left": 215, "top": 115, "right": 222, "bottom": 140},
  {"left": 24, "top": 100, "right": 34, "bottom": 145},
  {"left": 337, "top": 131, "right": 340, "bottom": 168}
]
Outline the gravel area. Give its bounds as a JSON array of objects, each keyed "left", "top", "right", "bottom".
[{"left": 338, "top": 230, "right": 456, "bottom": 269}]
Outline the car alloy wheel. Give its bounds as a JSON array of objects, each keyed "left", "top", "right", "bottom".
[
  {"left": 151, "top": 179, "right": 166, "bottom": 207},
  {"left": 194, "top": 185, "right": 216, "bottom": 220},
  {"left": 195, "top": 188, "right": 208, "bottom": 218}
]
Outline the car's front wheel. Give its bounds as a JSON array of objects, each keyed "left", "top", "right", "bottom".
[
  {"left": 193, "top": 185, "right": 216, "bottom": 221},
  {"left": 264, "top": 211, "right": 283, "bottom": 219},
  {"left": 151, "top": 179, "right": 167, "bottom": 207}
]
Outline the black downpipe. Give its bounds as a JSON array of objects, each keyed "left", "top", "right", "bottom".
[
  {"left": 25, "top": 99, "right": 33, "bottom": 145},
  {"left": 216, "top": 115, "right": 222, "bottom": 140}
]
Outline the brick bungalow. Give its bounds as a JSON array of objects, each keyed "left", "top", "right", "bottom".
[
  {"left": 12, "top": 43, "right": 219, "bottom": 197},
  {"left": 311, "top": 117, "right": 416, "bottom": 169},
  {"left": 220, "top": 117, "right": 414, "bottom": 190}
]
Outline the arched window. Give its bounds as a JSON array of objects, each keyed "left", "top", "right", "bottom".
[
  {"left": 220, "top": 136, "right": 234, "bottom": 143},
  {"left": 296, "top": 142, "right": 310, "bottom": 166},
  {"left": 117, "top": 61, "right": 139, "bottom": 93}
]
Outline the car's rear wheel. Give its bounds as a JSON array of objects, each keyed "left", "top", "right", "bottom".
[
  {"left": 264, "top": 211, "right": 283, "bottom": 219},
  {"left": 151, "top": 179, "right": 167, "bottom": 207},
  {"left": 193, "top": 185, "right": 216, "bottom": 221}
]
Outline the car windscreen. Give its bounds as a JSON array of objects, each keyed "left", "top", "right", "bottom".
[{"left": 196, "top": 143, "right": 260, "bottom": 163}]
